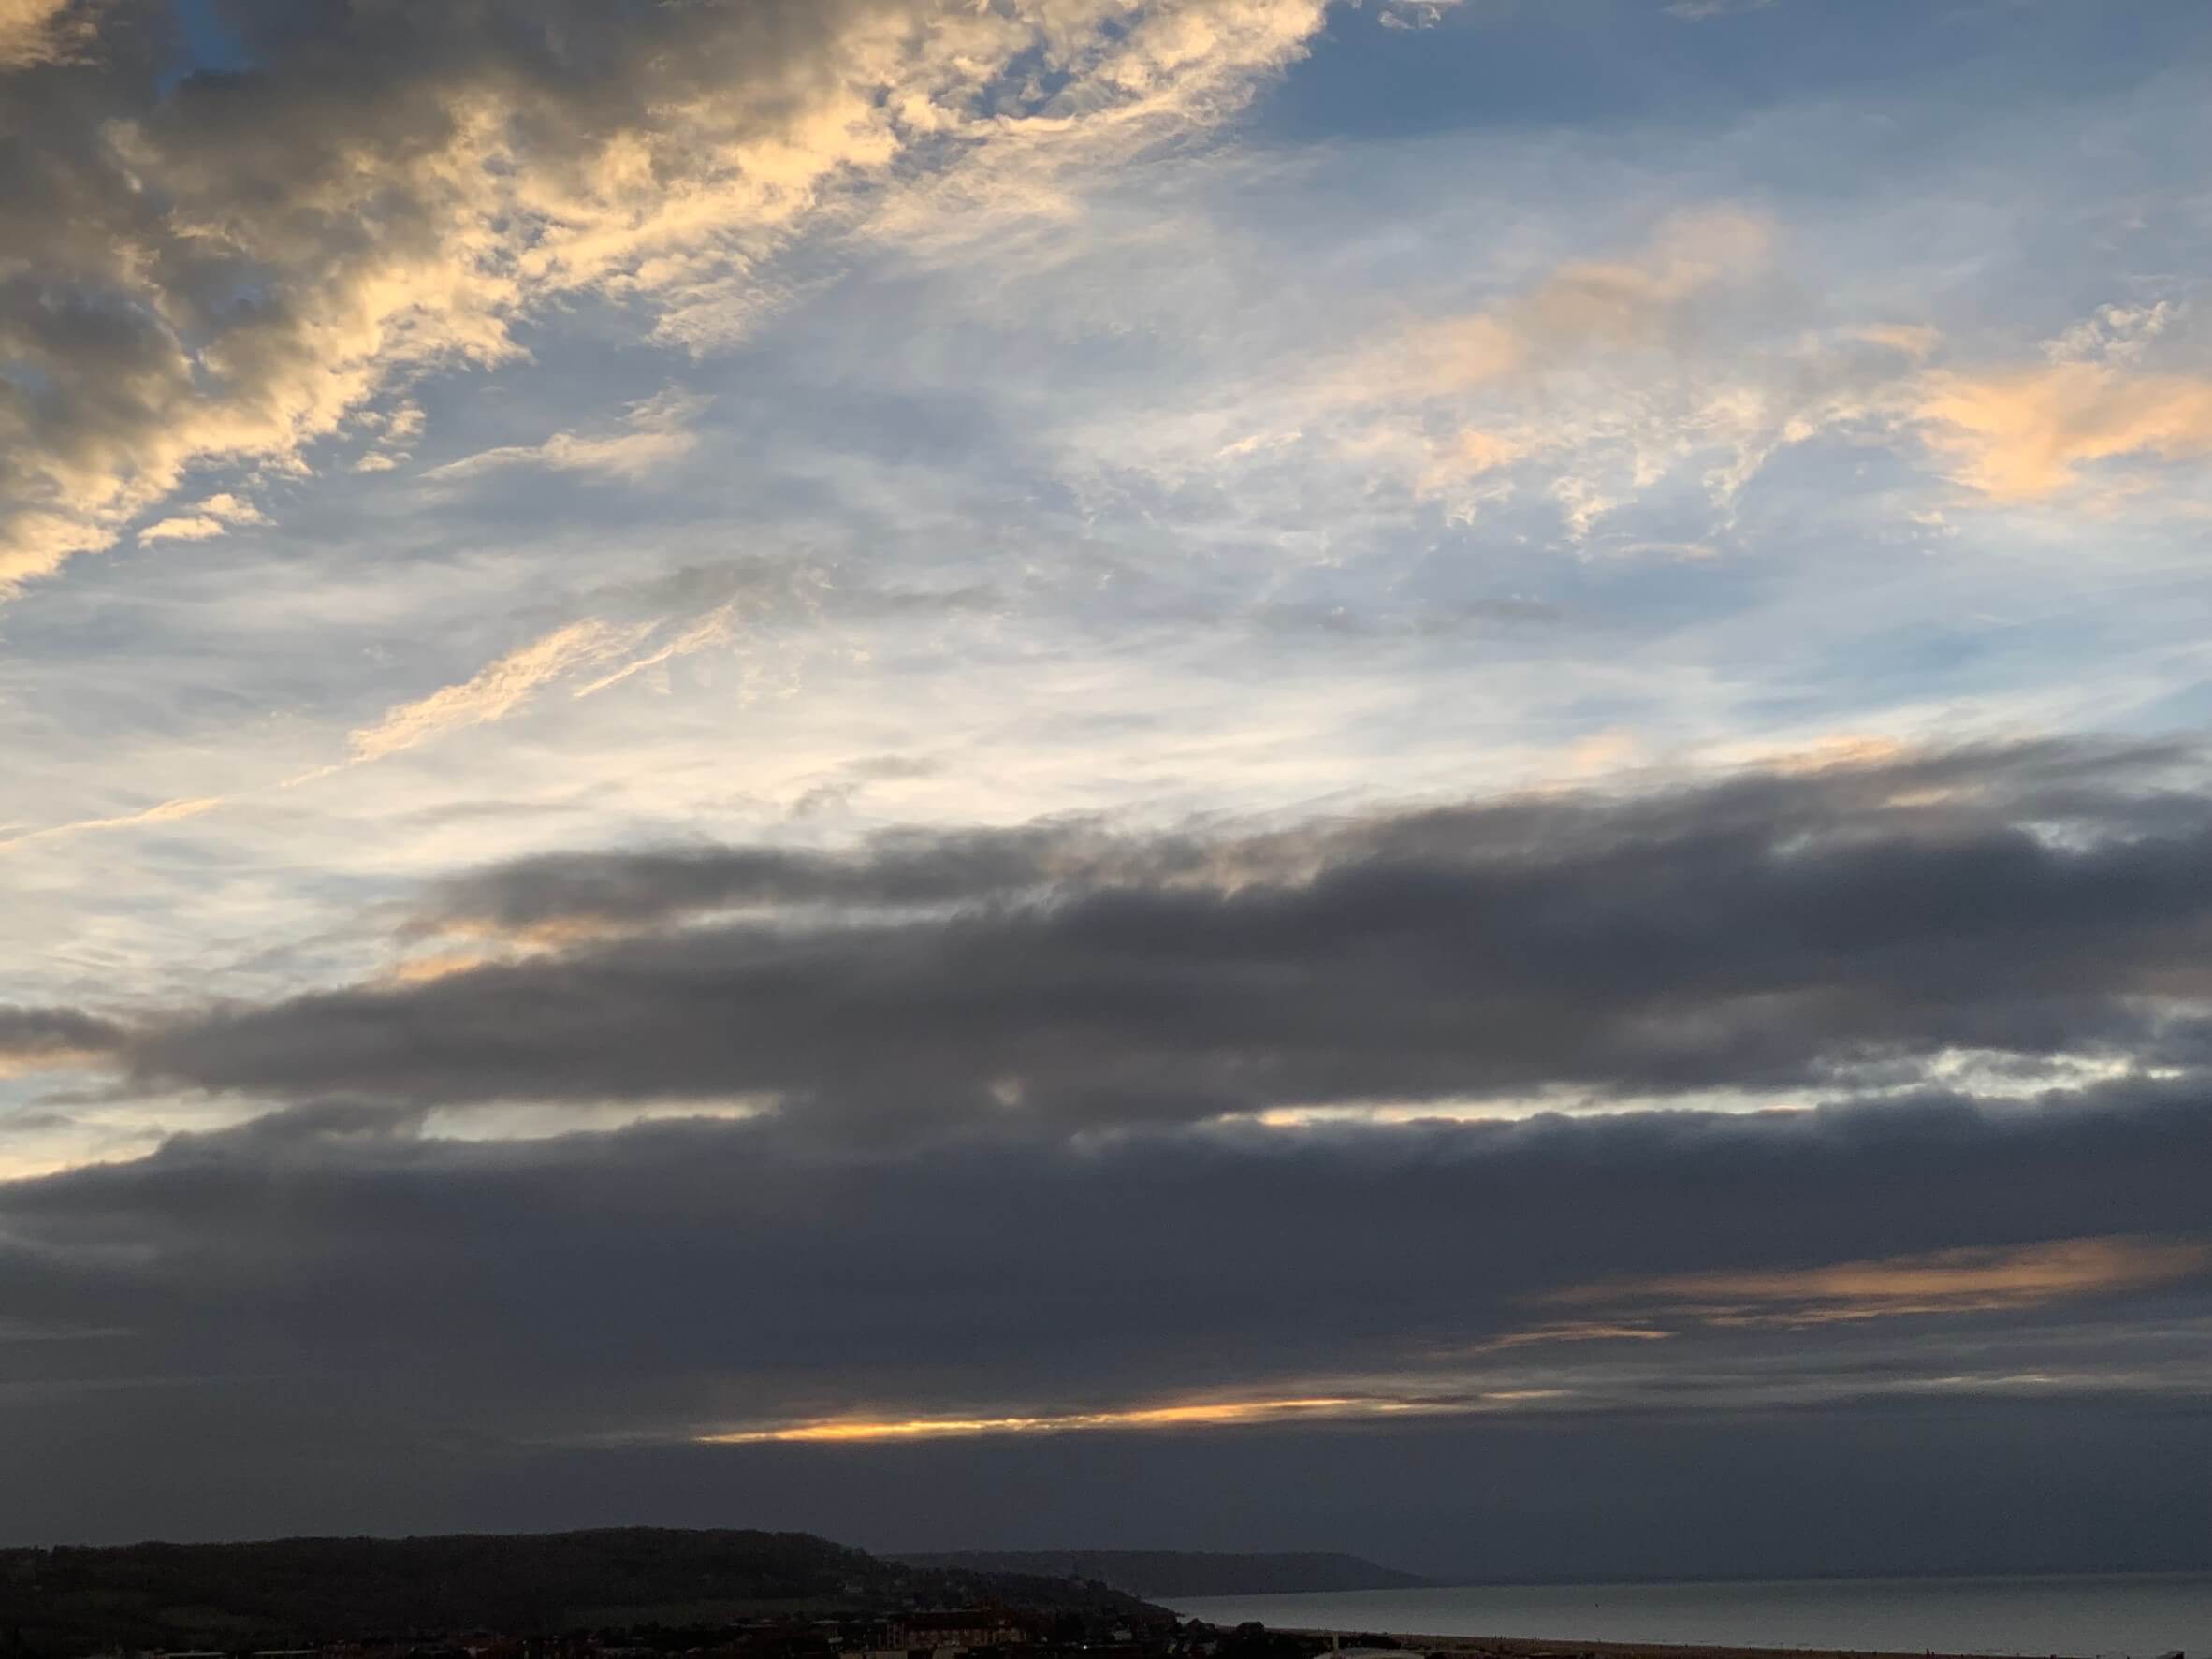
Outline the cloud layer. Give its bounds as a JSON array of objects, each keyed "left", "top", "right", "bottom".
[
  {"left": 80, "top": 740, "right": 2212, "bottom": 1132},
  {"left": 1, "top": 1070, "right": 2206, "bottom": 1561}
]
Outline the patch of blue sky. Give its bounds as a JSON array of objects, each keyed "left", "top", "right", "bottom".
[
  {"left": 1252, "top": 0, "right": 2212, "bottom": 147},
  {"left": 158, "top": 0, "right": 255, "bottom": 95}
]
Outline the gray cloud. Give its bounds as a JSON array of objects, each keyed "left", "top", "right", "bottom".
[
  {"left": 0, "top": 1004, "right": 122, "bottom": 1063},
  {"left": 110, "top": 739, "right": 2212, "bottom": 1126},
  {"left": 0, "top": 1080, "right": 2205, "bottom": 1560},
  {"left": 5, "top": 1083, "right": 2205, "bottom": 1390}
]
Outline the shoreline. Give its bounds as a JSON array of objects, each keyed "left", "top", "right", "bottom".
[{"left": 1272, "top": 1627, "right": 2081, "bottom": 1659}]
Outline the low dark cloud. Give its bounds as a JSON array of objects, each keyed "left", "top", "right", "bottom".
[
  {"left": 0, "top": 1083, "right": 2206, "bottom": 1560},
  {"left": 108, "top": 739, "right": 2212, "bottom": 1127}
]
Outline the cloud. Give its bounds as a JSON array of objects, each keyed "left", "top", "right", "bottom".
[
  {"left": 98, "top": 738, "right": 2212, "bottom": 1128},
  {"left": 428, "top": 390, "right": 710, "bottom": 485},
  {"left": 135, "top": 516, "right": 227, "bottom": 545},
  {"left": 0, "top": 0, "right": 87, "bottom": 68},
  {"left": 343, "top": 620, "right": 649, "bottom": 765},
  {"left": 1914, "top": 362, "right": 2212, "bottom": 501},
  {"left": 0, "top": 1080, "right": 2205, "bottom": 1540},
  {"left": 0, "top": 1004, "right": 123, "bottom": 1071},
  {"left": 1343, "top": 207, "right": 1777, "bottom": 404},
  {"left": 700, "top": 1392, "right": 1509, "bottom": 1445},
  {"left": 0, "top": 792, "right": 226, "bottom": 853},
  {"left": 2044, "top": 301, "right": 2181, "bottom": 368},
  {"left": 135, "top": 492, "right": 268, "bottom": 546},
  {"left": 0, "top": 621, "right": 658, "bottom": 852},
  {"left": 0, "top": 552, "right": 913, "bottom": 853},
  {"left": 1550, "top": 1236, "right": 2212, "bottom": 1328},
  {"left": 0, "top": 0, "right": 1337, "bottom": 589},
  {"left": 1057, "top": 203, "right": 1835, "bottom": 547},
  {"left": 571, "top": 604, "right": 742, "bottom": 700}
]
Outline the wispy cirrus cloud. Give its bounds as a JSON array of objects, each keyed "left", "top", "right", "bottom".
[
  {"left": 0, "top": 611, "right": 720, "bottom": 851},
  {"left": 426, "top": 391, "right": 711, "bottom": 486},
  {"left": 342, "top": 621, "right": 650, "bottom": 765}
]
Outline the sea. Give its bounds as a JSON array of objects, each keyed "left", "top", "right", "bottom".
[{"left": 1170, "top": 1573, "right": 2212, "bottom": 1658}]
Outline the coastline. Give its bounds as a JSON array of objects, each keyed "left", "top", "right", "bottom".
[{"left": 1274, "top": 1627, "right": 2076, "bottom": 1659}]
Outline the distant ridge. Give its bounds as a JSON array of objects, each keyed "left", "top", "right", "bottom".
[
  {"left": 0, "top": 1528, "right": 1160, "bottom": 1656},
  {"left": 892, "top": 1551, "right": 1430, "bottom": 1599}
]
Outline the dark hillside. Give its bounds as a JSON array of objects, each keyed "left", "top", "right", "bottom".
[{"left": 0, "top": 1528, "right": 1158, "bottom": 1656}]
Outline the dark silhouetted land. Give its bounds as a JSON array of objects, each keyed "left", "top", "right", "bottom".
[{"left": 0, "top": 1528, "right": 1157, "bottom": 1655}]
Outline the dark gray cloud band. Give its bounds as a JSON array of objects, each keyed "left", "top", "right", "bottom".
[
  {"left": 105, "top": 738, "right": 2212, "bottom": 1126},
  {"left": 0, "top": 1004, "right": 121, "bottom": 1062},
  {"left": 0, "top": 1080, "right": 2206, "bottom": 1553}
]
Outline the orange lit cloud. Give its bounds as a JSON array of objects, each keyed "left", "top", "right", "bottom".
[
  {"left": 1915, "top": 363, "right": 2212, "bottom": 502},
  {"left": 1549, "top": 1235, "right": 2212, "bottom": 1328},
  {"left": 0, "top": 0, "right": 87, "bottom": 68},
  {"left": 1351, "top": 207, "right": 1775, "bottom": 407}
]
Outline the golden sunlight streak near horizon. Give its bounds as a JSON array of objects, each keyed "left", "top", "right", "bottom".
[{"left": 698, "top": 1390, "right": 1568, "bottom": 1445}]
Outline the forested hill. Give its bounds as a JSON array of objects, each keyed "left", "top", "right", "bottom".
[
  {"left": 0, "top": 1527, "right": 1159, "bottom": 1654},
  {"left": 890, "top": 1552, "right": 1429, "bottom": 1599}
]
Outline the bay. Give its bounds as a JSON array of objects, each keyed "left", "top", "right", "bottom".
[{"left": 1171, "top": 1572, "right": 2212, "bottom": 1657}]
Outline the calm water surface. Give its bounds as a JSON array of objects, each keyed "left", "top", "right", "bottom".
[{"left": 1172, "top": 1574, "right": 2212, "bottom": 1658}]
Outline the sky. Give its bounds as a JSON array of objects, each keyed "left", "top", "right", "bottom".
[{"left": 1, "top": 0, "right": 2209, "bottom": 1578}]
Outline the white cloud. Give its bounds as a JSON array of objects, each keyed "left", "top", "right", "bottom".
[
  {"left": 137, "top": 493, "right": 268, "bottom": 545},
  {"left": 137, "top": 516, "right": 229, "bottom": 546},
  {"left": 429, "top": 390, "right": 711, "bottom": 485},
  {"left": 2044, "top": 301, "right": 2182, "bottom": 367}
]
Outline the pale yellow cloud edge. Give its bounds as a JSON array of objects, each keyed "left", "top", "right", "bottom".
[{"left": 0, "top": 0, "right": 87, "bottom": 67}]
